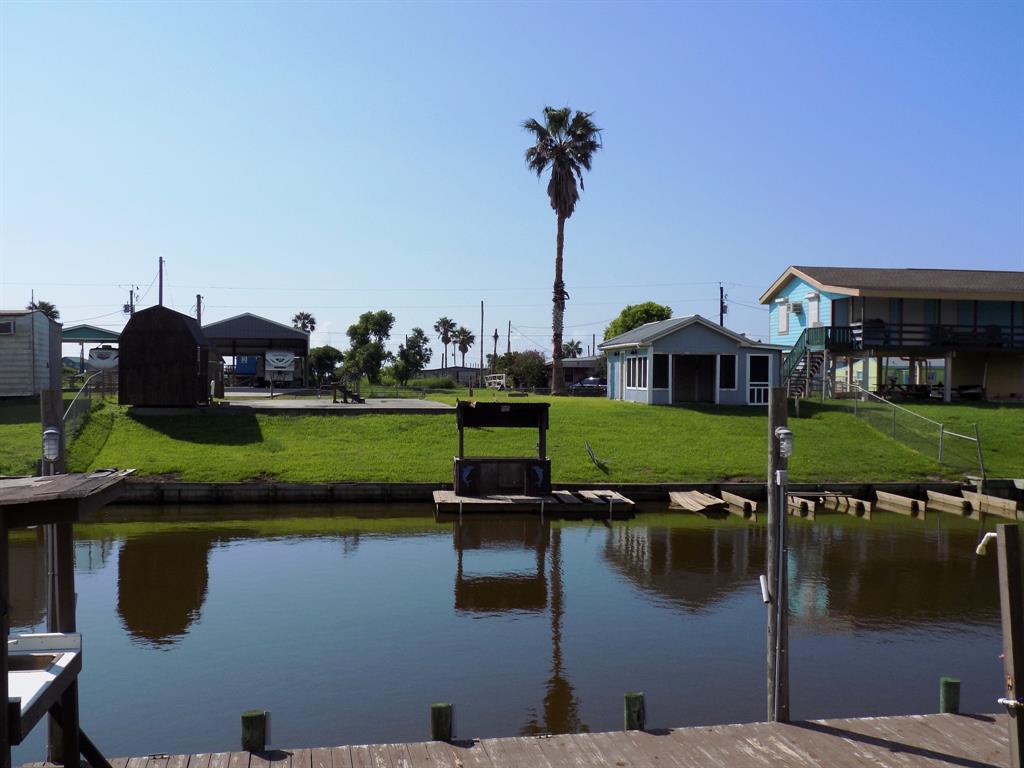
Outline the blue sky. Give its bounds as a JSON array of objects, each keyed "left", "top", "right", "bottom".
[{"left": 2, "top": 1, "right": 1021, "bottom": 361}]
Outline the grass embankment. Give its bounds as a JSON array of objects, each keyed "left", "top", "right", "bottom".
[
  {"left": 5, "top": 391, "right": 1020, "bottom": 483},
  {"left": 62, "top": 394, "right": 954, "bottom": 483}
]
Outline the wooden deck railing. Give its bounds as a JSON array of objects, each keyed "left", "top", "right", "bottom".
[{"left": 849, "top": 322, "right": 1024, "bottom": 351}]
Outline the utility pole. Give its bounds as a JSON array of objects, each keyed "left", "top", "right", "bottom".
[
  {"left": 507, "top": 320, "right": 511, "bottom": 355},
  {"left": 129, "top": 288, "right": 135, "bottom": 315},
  {"left": 996, "top": 523, "right": 1024, "bottom": 767},
  {"left": 492, "top": 328, "right": 499, "bottom": 370},
  {"left": 593, "top": 333, "right": 597, "bottom": 357},
  {"left": 766, "top": 387, "right": 790, "bottom": 722},
  {"left": 719, "top": 284, "right": 728, "bottom": 327},
  {"left": 158, "top": 257, "right": 165, "bottom": 307},
  {"left": 196, "top": 294, "right": 203, "bottom": 324},
  {"left": 480, "top": 300, "right": 484, "bottom": 370}
]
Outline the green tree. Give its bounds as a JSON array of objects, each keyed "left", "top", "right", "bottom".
[
  {"left": 523, "top": 106, "right": 601, "bottom": 395},
  {"left": 603, "top": 302, "right": 673, "bottom": 340},
  {"left": 453, "top": 326, "right": 476, "bottom": 367},
  {"left": 344, "top": 310, "right": 395, "bottom": 383},
  {"left": 27, "top": 299, "right": 59, "bottom": 321},
  {"left": 562, "top": 339, "right": 582, "bottom": 358},
  {"left": 394, "top": 327, "right": 433, "bottom": 384},
  {"left": 292, "top": 311, "right": 316, "bottom": 332},
  {"left": 307, "top": 345, "right": 344, "bottom": 385},
  {"left": 433, "top": 316, "right": 456, "bottom": 370},
  {"left": 495, "top": 350, "right": 548, "bottom": 389}
]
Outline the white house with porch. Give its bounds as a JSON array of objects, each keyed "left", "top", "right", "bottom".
[{"left": 599, "top": 315, "right": 782, "bottom": 406}]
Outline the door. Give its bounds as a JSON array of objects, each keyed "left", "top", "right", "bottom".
[
  {"left": 747, "top": 354, "right": 771, "bottom": 405},
  {"left": 672, "top": 355, "right": 715, "bottom": 403}
]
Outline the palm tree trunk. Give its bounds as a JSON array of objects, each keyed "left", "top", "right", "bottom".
[{"left": 551, "top": 213, "right": 567, "bottom": 394}]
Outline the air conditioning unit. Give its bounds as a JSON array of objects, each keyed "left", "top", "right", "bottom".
[{"left": 791, "top": 303, "right": 803, "bottom": 314}]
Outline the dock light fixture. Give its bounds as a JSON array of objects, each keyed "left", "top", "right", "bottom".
[
  {"left": 775, "top": 427, "right": 794, "bottom": 459},
  {"left": 42, "top": 427, "right": 61, "bottom": 464}
]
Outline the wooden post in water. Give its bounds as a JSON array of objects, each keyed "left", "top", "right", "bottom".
[
  {"left": 766, "top": 387, "right": 790, "bottom": 722},
  {"left": 624, "top": 692, "right": 646, "bottom": 731},
  {"left": 241, "top": 710, "right": 268, "bottom": 751},
  {"left": 939, "top": 677, "right": 960, "bottom": 713},
  {"left": 996, "top": 524, "right": 1024, "bottom": 768},
  {"left": 430, "top": 703, "right": 453, "bottom": 742}
]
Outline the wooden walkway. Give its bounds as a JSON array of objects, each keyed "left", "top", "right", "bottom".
[{"left": 72, "top": 713, "right": 1010, "bottom": 768}]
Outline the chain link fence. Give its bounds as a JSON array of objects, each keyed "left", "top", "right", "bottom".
[{"left": 841, "top": 385, "right": 984, "bottom": 479}]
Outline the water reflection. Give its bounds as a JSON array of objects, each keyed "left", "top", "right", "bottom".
[
  {"left": 10, "top": 531, "right": 46, "bottom": 630},
  {"left": 603, "top": 523, "right": 767, "bottom": 612},
  {"left": 117, "top": 531, "right": 219, "bottom": 648},
  {"left": 450, "top": 518, "right": 587, "bottom": 735}
]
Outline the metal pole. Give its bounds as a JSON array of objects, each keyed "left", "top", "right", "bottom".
[
  {"left": 158, "top": 256, "right": 164, "bottom": 307},
  {"left": 974, "top": 423, "right": 986, "bottom": 493},
  {"left": 996, "top": 524, "right": 1024, "bottom": 768},
  {"left": 766, "top": 387, "right": 789, "bottom": 722}
]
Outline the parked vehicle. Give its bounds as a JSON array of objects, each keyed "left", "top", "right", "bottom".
[{"left": 569, "top": 376, "right": 607, "bottom": 394}]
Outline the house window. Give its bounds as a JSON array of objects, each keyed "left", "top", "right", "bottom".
[
  {"left": 719, "top": 354, "right": 737, "bottom": 390},
  {"left": 652, "top": 354, "right": 669, "bottom": 389},
  {"left": 777, "top": 301, "right": 789, "bottom": 335},
  {"left": 807, "top": 295, "right": 820, "bottom": 327},
  {"left": 748, "top": 354, "right": 771, "bottom": 405},
  {"left": 0, "top": 321, "right": 13, "bottom": 335},
  {"left": 626, "top": 356, "right": 648, "bottom": 389}
]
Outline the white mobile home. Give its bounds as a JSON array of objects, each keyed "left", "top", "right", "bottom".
[{"left": 0, "top": 310, "right": 62, "bottom": 396}]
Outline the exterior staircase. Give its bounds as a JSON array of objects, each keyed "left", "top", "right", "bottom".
[{"left": 781, "top": 327, "right": 856, "bottom": 398}]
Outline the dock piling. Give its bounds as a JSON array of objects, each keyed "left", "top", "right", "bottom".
[
  {"left": 241, "top": 710, "right": 268, "bottom": 752},
  {"left": 430, "top": 703, "right": 453, "bottom": 742},
  {"left": 624, "top": 692, "right": 646, "bottom": 731},
  {"left": 939, "top": 677, "right": 960, "bottom": 714}
]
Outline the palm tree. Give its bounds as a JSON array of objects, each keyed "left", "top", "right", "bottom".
[
  {"left": 453, "top": 326, "right": 476, "bottom": 367},
  {"left": 292, "top": 311, "right": 316, "bottom": 333},
  {"left": 433, "top": 317, "right": 456, "bottom": 370},
  {"left": 27, "top": 300, "right": 59, "bottom": 321},
  {"left": 562, "top": 339, "right": 582, "bottom": 358},
  {"left": 523, "top": 107, "right": 601, "bottom": 395}
]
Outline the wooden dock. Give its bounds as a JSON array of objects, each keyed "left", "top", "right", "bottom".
[
  {"left": 433, "top": 489, "right": 635, "bottom": 519},
  {"left": 72, "top": 713, "right": 1010, "bottom": 768}
]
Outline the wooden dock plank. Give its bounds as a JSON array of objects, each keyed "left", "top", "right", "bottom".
[
  {"left": 926, "top": 489, "right": 970, "bottom": 511},
  {"left": 721, "top": 490, "right": 758, "bottom": 513},
  {"left": 286, "top": 749, "right": 312, "bottom": 768},
  {"left": 551, "top": 490, "right": 582, "bottom": 505},
  {"left": 109, "top": 713, "right": 1010, "bottom": 768},
  {"left": 962, "top": 490, "right": 1019, "bottom": 519},
  {"left": 329, "top": 746, "right": 353, "bottom": 768},
  {"left": 875, "top": 490, "right": 925, "bottom": 518}
]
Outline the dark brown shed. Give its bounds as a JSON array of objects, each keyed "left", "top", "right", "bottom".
[{"left": 118, "top": 305, "right": 213, "bottom": 407}]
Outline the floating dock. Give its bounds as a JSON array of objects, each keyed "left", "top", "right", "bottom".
[
  {"left": 433, "top": 488, "right": 635, "bottom": 519},
  {"left": 54, "top": 712, "right": 1010, "bottom": 768}
]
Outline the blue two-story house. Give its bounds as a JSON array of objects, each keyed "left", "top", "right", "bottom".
[{"left": 759, "top": 266, "right": 1024, "bottom": 402}]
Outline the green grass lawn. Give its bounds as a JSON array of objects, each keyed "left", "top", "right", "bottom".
[
  {"left": 61, "top": 393, "right": 963, "bottom": 483},
  {"left": 5, "top": 390, "right": 1020, "bottom": 483}
]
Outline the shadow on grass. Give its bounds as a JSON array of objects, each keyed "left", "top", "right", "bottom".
[
  {"left": 0, "top": 396, "right": 41, "bottom": 425},
  {"left": 130, "top": 412, "right": 264, "bottom": 446}
]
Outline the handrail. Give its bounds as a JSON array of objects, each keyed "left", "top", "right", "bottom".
[
  {"left": 63, "top": 372, "right": 102, "bottom": 422},
  {"left": 782, "top": 329, "right": 809, "bottom": 382}
]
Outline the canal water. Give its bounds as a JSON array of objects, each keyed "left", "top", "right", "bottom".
[{"left": 10, "top": 505, "right": 1003, "bottom": 761}]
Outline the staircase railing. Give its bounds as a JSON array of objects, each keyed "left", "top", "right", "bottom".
[{"left": 782, "top": 329, "right": 809, "bottom": 383}]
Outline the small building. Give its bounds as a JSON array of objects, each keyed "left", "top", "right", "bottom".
[
  {"left": 759, "top": 266, "right": 1024, "bottom": 401},
  {"left": 546, "top": 354, "right": 604, "bottom": 388},
  {"left": 0, "top": 309, "right": 62, "bottom": 396},
  {"left": 119, "top": 305, "right": 213, "bottom": 407},
  {"left": 599, "top": 315, "right": 782, "bottom": 405}
]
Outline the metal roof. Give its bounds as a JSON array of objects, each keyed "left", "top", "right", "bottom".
[
  {"left": 202, "top": 313, "right": 309, "bottom": 356},
  {"left": 760, "top": 265, "right": 1024, "bottom": 303},
  {"left": 598, "top": 315, "right": 780, "bottom": 350},
  {"left": 63, "top": 324, "right": 121, "bottom": 343}
]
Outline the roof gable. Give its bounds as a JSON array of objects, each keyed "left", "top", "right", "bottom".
[
  {"left": 599, "top": 314, "right": 778, "bottom": 350},
  {"left": 202, "top": 312, "right": 309, "bottom": 341},
  {"left": 760, "top": 265, "right": 1024, "bottom": 303}
]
